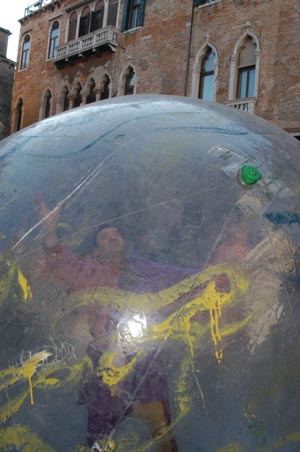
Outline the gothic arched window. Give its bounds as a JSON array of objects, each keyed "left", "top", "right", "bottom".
[
  {"left": 20, "top": 35, "right": 30, "bottom": 70},
  {"left": 237, "top": 38, "right": 256, "bottom": 99},
  {"left": 101, "top": 76, "right": 110, "bottom": 100},
  {"left": 86, "top": 79, "right": 96, "bottom": 104},
  {"left": 124, "top": 67, "right": 136, "bottom": 95},
  {"left": 198, "top": 48, "right": 215, "bottom": 101},
  {"left": 91, "top": 1, "right": 104, "bottom": 32},
  {"left": 79, "top": 7, "right": 91, "bottom": 37},
  {"left": 48, "top": 21, "right": 59, "bottom": 59},
  {"left": 68, "top": 12, "right": 78, "bottom": 41}
]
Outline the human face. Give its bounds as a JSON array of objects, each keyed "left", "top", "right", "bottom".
[{"left": 95, "top": 227, "right": 124, "bottom": 255}]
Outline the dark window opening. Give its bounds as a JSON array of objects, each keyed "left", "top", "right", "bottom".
[
  {"left": 91, "top": 1, "right": 104, "bottom": 32},
  {"left": 237, "top": 38, "right": 256, "bottom": 100},
  {"left": 107, "top": 0, "right": 118, "bottom": 26},
  {"left": 100, "top": 77, "right": 110, "bottom": 100},
  {"left": 16, "top": 98, "right": 23, "bottom": 131},
  {"left": 68, "top": 12, "right": 77, "bottom": 41},
  {"left": 86, "top": 80, "right": 96, "bottom": 104},
  {"left": 44, "top": 91, "right": 52, "bottom": 119},
  {"left": 122, "top": 0, "right": 145, "bottom": 31},
  {"left": 63, "top": 87, "right": 69, "bottom": 111},
  {"left": 48, "top": 21, "right": 59, "bottom": 59},
  {"left": 73, "top": 84, "right": 82, "bottom": 108},
  {"left": 20, "top": 35, "right": 30, "bottom": 70},
  {"left": 129, "top": 0, "right": 141, "bottom": 29},
  {"left": 198, "top": 49, "right": 215, "bottom": 101},
  {"left": 79, "top": 7, "right": 91, "bottom": 37},
  {"left": 237, "top": 66, "right": 255, "bottom": 99},
  {"left": 124, "top": 67, "right": 136, "bottom": 95}
]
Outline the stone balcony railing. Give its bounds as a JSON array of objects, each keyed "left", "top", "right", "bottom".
[
  {"left": 24, "top": 0, "right": 52, "bottom": 17},
  {"left": 54, "top": 26, "right": 118, "bottom": 63},
  {"left": 225, "top": 98, "right": 256, "bottom": 114}
]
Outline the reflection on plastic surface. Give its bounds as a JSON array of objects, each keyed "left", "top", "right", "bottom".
[{"left": 0, "top": 95, "right": 300, "bottom": 451}]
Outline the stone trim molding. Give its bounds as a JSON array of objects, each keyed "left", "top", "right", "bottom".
[
  {"left": 191, "top": 41, "right": 218, "bottom": 100},
  {"left": 228, "top": 30, "right": 260, "bottom": 101}
]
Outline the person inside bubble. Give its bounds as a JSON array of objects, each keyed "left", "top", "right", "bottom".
[
  {"left": 0, "top": 195, "right": 250, "bottom": 452},
  {"left": 34, "top": 194, "right": 179, "bottom": 452},
  {"left": 34, "top": 194, "right": 125, "bottom": 292}
]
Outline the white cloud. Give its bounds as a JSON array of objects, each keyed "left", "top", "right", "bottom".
[{"left": 1, "top": 1, "right": 30, "bottom": 61}]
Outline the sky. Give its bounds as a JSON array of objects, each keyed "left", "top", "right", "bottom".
[{"left": 1, "top": 0, "right": 31, "bottom": 61}]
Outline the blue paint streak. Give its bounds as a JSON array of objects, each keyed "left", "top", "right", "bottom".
[
  {"left": 0, "top": 136, "right": 34, "bottom": 160},
  {"left": 0, "top": 110, "right": 252, "bottom": 161},
  {"left": 265, "top": 211, "right": 300, "bottom": 226}
]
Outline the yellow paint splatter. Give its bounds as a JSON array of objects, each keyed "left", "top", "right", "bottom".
[
  {"left": 0, "top": 262, "right": 249, "bottom": 448},
  {"left": 195, "top": 280, "right": 227, "bottom": 363},
  {"left": 266, "top": 431, "right": 300, "bottom": 452},
  {"left": 50, "top": 264, "right": 247, "bottom": 413},
  {"left": 215, "top": 443, "right": 242, "bottom": 452},
  {"left": 91, "top": 269, "right": 245, "bottom": 389},
  {"left": 221, "top": 314, "right": 252, "bottom": 337},
  {"left": 23, "top": 352, "right": 51, "bottom": 405},
  {"left": 65, "top": 263, "right": 247, "bottom": 317},
  {"left": 0, "top": 261, "right": 32, "bottom": 304},
  {"left": 17, "top": 267, "right": 32, "bottom": 301},
  {"left": 96, "top": 350, "right": 139, "bottom": 387},
  {"left": 0, "top": 351, "right": 51, "bottom": 407},
  {"left": 0, "top": 424, "right": 56, "bottom": 452},
  {"left": 0, "top": 356, "right": 91, "bottom": 423},
  {"left": 104, "top": 437, "right": 116, "bottom": 451},
  {"left": 0, "top": 389, "right": 30, "bottom": 423},
  {"left": 0, "top": 261, "right": 16, "bottom": 305}
]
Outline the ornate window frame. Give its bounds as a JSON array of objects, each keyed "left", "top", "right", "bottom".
[
  {"left": 39, "top": 89, "right": 53, "bottom": 120},
  {"left": 12, "top": 98, "right": 24, "bottom": 132},
  {"left": 228, "top": 31, "right": 260, "bottom": 101},
  {"left": 47, "top": 20, "right": 60, "bottom": 60},
  {"left": 118, "top": 65, "right": 137, "bottom": 95},
  {"left": 20, "top": 34, "right": 31, "bottom": 71},
  {"left": 191, "top": 42, "right": 218, "bottom": 100}
]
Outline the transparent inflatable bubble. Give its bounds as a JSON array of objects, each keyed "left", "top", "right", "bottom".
[{"left": 0, "top": 95, "right": 300, "bottom": 452}]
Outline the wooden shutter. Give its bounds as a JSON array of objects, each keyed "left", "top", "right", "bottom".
[{"left": 137, "top": 0, "right": 146, "bottom": 27}]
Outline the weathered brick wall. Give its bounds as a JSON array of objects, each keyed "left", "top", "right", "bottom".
[
  {"left": 0, "top": 58, "right": 14, "bottom": 139},
  {"left": 271, "top": 2, "right": 300, "bottom": 132},
  {"left": 11, "top": 0, "right": 192, "bottom": 130},
  {"left": 188, "top": 0, "right": 300, "bottom": 131}
]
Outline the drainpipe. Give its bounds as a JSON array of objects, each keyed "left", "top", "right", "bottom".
[{"left": 184, "top": 0, "right": 195, "bottom": 97}]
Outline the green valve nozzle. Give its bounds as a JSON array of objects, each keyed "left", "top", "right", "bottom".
[{"left": 240, "top": 165, "right": 262, "bottom": 185}]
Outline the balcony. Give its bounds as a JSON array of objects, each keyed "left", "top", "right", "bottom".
[
  {"left": 24, "top": 0, "right": 53, "bottom": 17},
  {"left": 54, "top": 26, "right": 118, "bottom": 65},
  {"left": 225, "top": 98, "right": 256, "bottom": 114}
]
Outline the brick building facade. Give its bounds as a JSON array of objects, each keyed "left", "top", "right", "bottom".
[
  {"left": 0, "top": 27, "right": 15, "bottom": 139},
  {"left": 10, "top": 0, "right": 300, "bottom": 136}
]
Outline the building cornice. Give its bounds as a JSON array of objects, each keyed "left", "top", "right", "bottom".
[
  {"left": 0, "top": 55, "right": 16, "bottom": 67},
  {"left": 0, "top": 27, "right": 12, "bottom": 36},
  {"left": 19, "top": 0, "right": 62, "bottom": 24}
]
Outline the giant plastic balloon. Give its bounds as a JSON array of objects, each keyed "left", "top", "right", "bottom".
[{"left": 0, "top": 95, "right": 300, "bottom": 452}]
